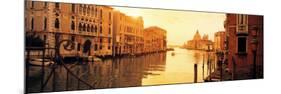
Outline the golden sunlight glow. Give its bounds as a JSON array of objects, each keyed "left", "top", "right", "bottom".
[{"left": 114, "top": 7, "right": 226, "bottom": 46}]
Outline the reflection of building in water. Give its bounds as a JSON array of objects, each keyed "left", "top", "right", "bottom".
[
  {"left": 193, "top": 51, "right": 201, "bottom": 64},
  {"left": 27, "top": 52, "right": 167, "bottom": 92},
  {"left": 184, "top": 30, "right": 213, "bottom": 50}
]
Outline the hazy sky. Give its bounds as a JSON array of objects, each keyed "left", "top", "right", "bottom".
[{"left": 113, "top": 7, "right": 226, "bottom": 45}]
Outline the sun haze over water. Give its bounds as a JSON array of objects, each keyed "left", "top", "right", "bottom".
[{"left": 113, "top": 7, "right": 226, "bottom": 46}]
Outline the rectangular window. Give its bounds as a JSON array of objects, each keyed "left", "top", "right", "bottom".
[
  {"left": 108, "top": 28, "right": 111, "bottom": 35},
  {"left": 237, "top": 37, "right": 247, "bottom": 54},
  {"left": 92, "top": 7, "right": 95, "bottom": 16},
  {"left": 108, "top": 46, "right": 111, "bottom": 50},
  {"left": 71, "top": 21, "right": 75, "bottom": 30},
  {"left": 94, "top": 44, "right": 98, "bottom": 51},
  {"left": 44, "top": 2, "right": 47, "bottom": 8},
  {"left": 95, "top": 8, "right": 97, "bottom": 17},
  {"left": 25, "top": 18, "right": 27, "bottom": 30},
  {"left": 72, "top": 4, "right": 75, "bottom": 13},
  {"left": 44, "top": 17, "right": 47, "bottom": 31},
  {"left": 237, "top": 14, "right": 248, "bottom": 33},
  {"left": 55, "top": 3, "right": 59, "bottom": 9},
  {"left": 71, "top": 36, "right": 75, "bottom": 41},
  {"left": 79, "top": 5, "right": 82, "bottom": 13},
  {"left": 109, "top": 12, "right": 111, "bottom": 21},
  {"left": 100, "top": 10, "right": 102, "bottom": 18},
  {"left": 77, "top": 43, "right": 81, "bottom": 51},
  {"left": 31, "top": 17, "right": 34, "bottom": 31},
  {"left": 108, "top": 38, "right": 111, "bottom": 43},
  {"left": 31, "top": 1, "right": 34, "bottom": 8},
  {"left": 238, "top": 15, "right": 247, "bottom": 24},
  {"left": 100, "top": 45, "right": 103, "bottom": 50}
]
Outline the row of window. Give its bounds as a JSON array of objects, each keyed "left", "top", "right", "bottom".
[
  {"left": 78, "top": 23, "right": 100, "bottom": 33},
  {"left": 29, "top": 17, "right": 48, "bottom": 31},
  {"left": 77, "top": 23, "right": 112, "bottom": 35},
  {"left": 29, "top": 17, "right": 112, "bottom": 35},
  {"left": 78, "top": 4, "right": 100, "bottom": 17},
  {"left": 28, "top": 2, "right": 112, "bottom": 23},
  {"left": 28, "top": 1, "right": 47, "bottom": 9}
]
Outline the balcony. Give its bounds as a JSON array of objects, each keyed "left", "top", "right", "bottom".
[{"left": 236, "top": 24, "right": 248, "bottom": 36}]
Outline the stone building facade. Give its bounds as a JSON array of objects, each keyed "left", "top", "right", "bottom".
[
  {"left": 112, "top": 11, "right": 144, "bottom": 56},
  {"left": 143, "top": 26, "right": 167, "bottom": 53},
  {"left": 214, "top": 31, "right": 226, "bottom": 52},
  {"left": 25, "top": 1, "right": 167, "bottom": 58},
  {"left": 25, "top": 1, "right": 114, "bottom": 57}
]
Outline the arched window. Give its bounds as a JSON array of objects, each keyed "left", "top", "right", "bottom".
[
  {"left": 95, "top": 25, "right": 97, "bottom": 33},
  {"left": 87, "top": 24, "right": 90, "bottom": 32},
  {"left": 79, "top": 23, "right": 82, "bottom": 31},
  {"left": 91, "top": 25, "right": 94, "bottom": 32},
  {"left": 55, "top": 18, "right": 60, "bottom": 29},
  {"left": 82, "top": 24, "right": 86, "bottom": 31},
  {"left": 71, "top": 21, "right": 75, "bottom": 31}
]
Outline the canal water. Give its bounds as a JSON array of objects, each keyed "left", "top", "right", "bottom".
[{"left": 27, "top": 47, "right": 215, "bottom": 93}]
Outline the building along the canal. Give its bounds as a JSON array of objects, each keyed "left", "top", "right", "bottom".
[
  {"left": 225, "top": 14, "right": 263, "bottom": 79},
  {"left": 184, "top": 30, "right": 213, "bottom": 51},
  {"left": 112, "top": 11, "right": 144, "bottom": 56},
  {"left": 143, "top": 26, "right": 167, "bottom": 53},
  {"left": 25, "top": 1, "right": 115, "bottom": 58},
  {"left": 25, "top": 1, "right": 168, "bottom": 59},
  {"left": 214, "top": 31, "right": 226, "bottom": 52}
]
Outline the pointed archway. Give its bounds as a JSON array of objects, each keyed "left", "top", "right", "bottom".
[{"left": 83, "top": 39, "right": 92, "bottom": 55}]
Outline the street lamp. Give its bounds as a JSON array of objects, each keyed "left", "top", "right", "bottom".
[{"left": 251, "top": 26, "right": 258, "bottom": 79}]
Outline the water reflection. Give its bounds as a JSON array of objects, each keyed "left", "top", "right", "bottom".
[{"left": 27, "top": 48, "right": 213, "bottom": 93}]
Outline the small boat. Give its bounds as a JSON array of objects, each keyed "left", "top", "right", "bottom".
[
  {"left": 87, "top": 56, "right": 102, "bottom": 62},
  {"left": 29, "top": 58, "right": 54, "bottom": 66},
  {"left": 167, "top": 48, "right": 175, "bottom": 51},
  {"left": 171, "top": 52, "right": 175, "bottom": 56}
]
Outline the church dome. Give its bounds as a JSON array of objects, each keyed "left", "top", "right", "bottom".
[{"left": 193, "top": 30, "right": 201, "bottom": 40}]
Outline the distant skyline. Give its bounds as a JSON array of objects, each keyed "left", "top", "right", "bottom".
[{"left": 113, "top": 7, "right": 226, "bottom": 45}]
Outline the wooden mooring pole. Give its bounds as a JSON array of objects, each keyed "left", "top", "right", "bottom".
[
  {"left": 194, "top": 63, "right": 198, "bottom": 83},
  {"left": 202, "top": 54, "right": 205, "bottom": 80},
  {"left": 25, "top": 50, "right": 30, "bottom": 93},
  {"left": 40, "top": 36, "right": 46, "bottom": 91}
]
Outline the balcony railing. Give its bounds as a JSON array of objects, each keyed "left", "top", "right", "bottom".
[{"left": 236, "top": 24, "right": 248, "bottom": 36}]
